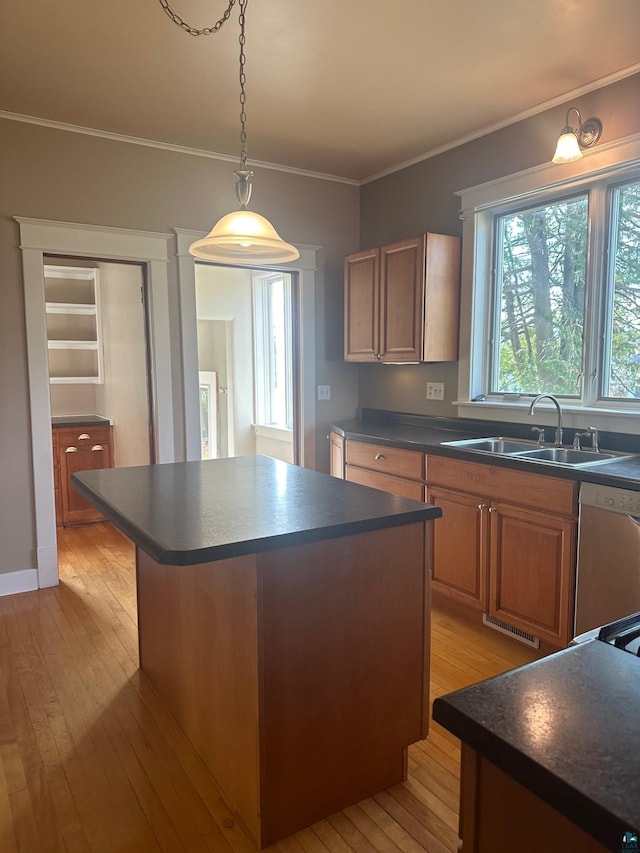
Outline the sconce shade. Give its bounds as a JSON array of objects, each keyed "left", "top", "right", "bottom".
[
  {"left": 189, "top": 209, "right": 300, "bottom": 264},
  {"left": 552, "top": 129, "right": 583, "bottom": 164}
]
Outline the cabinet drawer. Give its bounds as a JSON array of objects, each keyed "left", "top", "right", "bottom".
[
  {"left": 346, "top": 466, "right": 425, "bottom": 501},
  {"left": 53, "top": 425, "right": 111, "bottom": 448},
  {"left": 345, "top": 440, "right": 424, "bottom": 481},
  {"left": 427, "top": 455, "right": 577, "bottom": 517}
]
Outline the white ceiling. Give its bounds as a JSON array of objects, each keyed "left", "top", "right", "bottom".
[{"left": 1, "top": 0, "right": 639, "bottom": 182}]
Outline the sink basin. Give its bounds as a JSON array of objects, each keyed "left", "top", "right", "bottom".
[
  {"left": 516, "top": 447, "right": 627, "bottom": 466},
  {"left": 442, "top": 437, "right": 634, "bottom": 467},
  {"left": 442, "top": 437, "right": 538, "bottom": 454}
]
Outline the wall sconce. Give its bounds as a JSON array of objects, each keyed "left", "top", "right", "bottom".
[{"left": 552, "top": 107, "right": 602, "bottom": 164}]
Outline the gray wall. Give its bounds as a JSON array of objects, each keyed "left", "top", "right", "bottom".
[
  {"left": 358, "top": 73, "right": 640, "bottom": 417},
  {"left": 0, "top": 118, "right": 359, "bottom": 576}
]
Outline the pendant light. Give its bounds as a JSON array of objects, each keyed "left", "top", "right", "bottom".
[{"left": 160, "top": 0, "right": 300, "bottom": 265}]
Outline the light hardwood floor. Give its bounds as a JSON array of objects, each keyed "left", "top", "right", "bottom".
[{"left": 0, "top": 523, "right": 538, "bottom": 852}]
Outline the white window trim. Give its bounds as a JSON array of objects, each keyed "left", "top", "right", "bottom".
[{"left": 455, "top": 131, "right": 640, "bottom": 433}]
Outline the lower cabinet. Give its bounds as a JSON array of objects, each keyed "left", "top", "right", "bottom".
[
  {"left": 343, "top": 438, "right": 425, "bottom": 500},
  {"left": 329, "top": 431, "right": 345, "bottom": 479},
  {"left": 427, "top": 455, "right": 577, "bottom": 648},
  {"left": 53, "top": 425, "right": 113, "bottom": 526}
]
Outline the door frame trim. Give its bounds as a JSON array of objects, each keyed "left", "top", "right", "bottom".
[{"left": 16, "top": 217, "right": 175, "bottom": 589}]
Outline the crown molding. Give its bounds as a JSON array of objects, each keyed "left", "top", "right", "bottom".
[{"left": 0, "top": 110, "right": 359, "bottom": 187}]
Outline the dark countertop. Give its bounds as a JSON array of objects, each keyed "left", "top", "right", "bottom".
[
  {"left": 331, "top": 410, "right": 640, "bottom": 490},
  {"left": 432, "top": 640, "right": 640, "bottom": 849},
  {"left": 72, "top": 455, "right": 441, "bottom": 566},
  {"left": 52, "top": 414, "right": 111, "bottom": 427}
]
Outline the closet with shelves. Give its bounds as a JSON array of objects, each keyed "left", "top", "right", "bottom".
[{"left": 45, "top": 264, "right": 103, "bottom": 384}]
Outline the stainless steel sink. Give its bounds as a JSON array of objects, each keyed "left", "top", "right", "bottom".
[
  {"left": 442, "top": 436, "right": 634, "bottom": 467},
  {"left": 516, "top": 447, "right": 628, "bottom": 466},
  {"left": 442, "top": 437, "right": 538, "bottom": 454}
]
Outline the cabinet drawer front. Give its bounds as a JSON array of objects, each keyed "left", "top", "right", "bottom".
[
  {"left": 53, "top": 425, "right": 111, "bottom": 447},
  {"left": 427, "top": 455, "right": 576, "bottom": 517},
  {"left": 346, "top": 440, "right": 424, "bottom": 481},
  {"left": 346, "top": 466, "right": 425, "bottom": 501}
]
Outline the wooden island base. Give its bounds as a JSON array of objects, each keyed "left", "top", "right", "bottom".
[{"left": 136, "top": 522, "right": 430, "bottom": 848}]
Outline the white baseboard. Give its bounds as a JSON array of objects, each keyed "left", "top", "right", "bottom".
[{"left": 0, "top": 569, "right": 39, "bottom": 597}]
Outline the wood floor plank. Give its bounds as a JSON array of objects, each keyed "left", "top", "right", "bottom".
[{"left": 0, "top": 522, "right": 538, "bottom": 852}]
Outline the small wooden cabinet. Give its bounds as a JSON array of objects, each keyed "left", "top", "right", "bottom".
[
  {"left": 344, "top": 438, "right": 425, "bottom": 500},
  {"left": 344, "top": 233, "right": 460, "bottom": 363},
  {"left": 427, "top": 456, "right": 578, "bottom": 647},
  {"left": 53, "top": 424, "right": 113, "bottom": 526}
]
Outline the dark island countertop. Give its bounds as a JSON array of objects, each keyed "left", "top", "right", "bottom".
[
  {"left": 331, "top": 409, "right": 640, "bottom": 491},
  {"left": 52, "top": 414, "right": 111, "bottom": 427},
  {"left": 72, "top": 454, "right": 441, "bottom": 566},
  {"left": 433, "top": 640, "right": 640, "bottom": 849}
]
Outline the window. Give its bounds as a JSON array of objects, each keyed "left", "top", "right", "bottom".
[
  {"left": 458, "top": 140, "right": 640, "bottom": 418},
  {"left": 252, "top": 272, "right": 293, "bottom": 429}
]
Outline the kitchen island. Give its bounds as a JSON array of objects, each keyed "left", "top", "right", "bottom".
[
  {"left": 73, "top": 455, "right": 441, "bottom": 848},
  {"left": 433, "top": 639, "right": 639, "bottom": 852}
]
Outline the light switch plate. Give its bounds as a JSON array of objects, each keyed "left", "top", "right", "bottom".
[
  {"left": 317, "top": 384, "right": 331, "bottom": 401},
  {"left": 426, "top": 382, "right": 445, "bottom": 401}
]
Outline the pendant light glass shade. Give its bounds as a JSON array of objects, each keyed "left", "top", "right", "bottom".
[
  {"left": 189, "top": 209, "right": 300, "bottom": 264},
  {"left": 552, "top": 128, "right": 582, "bottom": 164}
]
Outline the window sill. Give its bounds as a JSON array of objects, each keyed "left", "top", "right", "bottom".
[
  {"left": 455, "top": 399, "right": 640, "bottom": 433},
  {"left": 253, "top": 424, "right": 293, "bottom": 442}
]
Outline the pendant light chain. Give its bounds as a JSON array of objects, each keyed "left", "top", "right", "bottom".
[
  {"left": 238, "top": 0, "right": 248, "bottom": 169},
  {"left": 158, "top": 0, "right": 237, "bottom": 37}
]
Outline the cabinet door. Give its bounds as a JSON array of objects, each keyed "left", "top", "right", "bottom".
[
  {"left": 428, "top": 486, "right": 489, "bottom": 610},
  {"left": 329, "top": 432, "right": 344, "bottom": 479},
  {"left": 489, "top": 502, "right": 576, "bottom": 647},
  {"left": 60, "top": 442, "right": 112, "bottom": 525},
  {"left": 344, "top": 248, "right": 380, "bottom": 361},
  {"left": 379, "top": 237, "right": 424, "bottom": 362},
  {"left": 423, "top": 233, "right": 461, "bottom": 362}
]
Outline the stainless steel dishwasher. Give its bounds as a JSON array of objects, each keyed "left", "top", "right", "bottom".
[{"left": 575, "top": 481, "right": 640, "bottom": 635}]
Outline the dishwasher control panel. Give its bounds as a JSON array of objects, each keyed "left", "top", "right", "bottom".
[{"left": 580, "top": 482, "right": 640, "bottom": 516}]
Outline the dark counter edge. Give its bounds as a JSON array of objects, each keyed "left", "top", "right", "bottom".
[
  {"left": 71, "top": 471, "right": 441, "bottom": 566},
  {"left": 432, "top": 673, "right": 628, "bottom": 850},
  {"left": 52, "top": 414, "right": 111, "bottom": 427},
  {"left": 331, "top": 408, "right": 640, "bottom": 490}
]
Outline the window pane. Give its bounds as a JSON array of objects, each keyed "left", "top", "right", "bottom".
[
  {"left": 605, "top": 180, "right": 640, "bottom": 399},
  {"left": 492, "top": 195, "right": 588, "bottom": 395}
]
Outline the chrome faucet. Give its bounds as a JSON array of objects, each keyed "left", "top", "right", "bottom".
[{"left": 529, "top": 394, "right": 563, "bottom": 446}]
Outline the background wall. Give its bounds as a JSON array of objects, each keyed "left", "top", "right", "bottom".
[
  {"left": 358, "top": 73, "right": 640, "bottom": 418},
  {"left": 196, "top": 266, "right": 255, "bottom": 458},
  {"left": 97, "top": 261, "right": 151, "bottom": 468},
  {"left": 0, "top": 118, "right": 359, "bottom": 577}
]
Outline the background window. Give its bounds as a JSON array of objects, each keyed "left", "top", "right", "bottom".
[
  {"left": 253, "top": 273, "right": 293, "bottom": 429},
  {"left": 491, "top": 195, "right": 588, "bottom": 396},
  {"left": 603, "top": 180, "right": 640, "bottom": 398}
]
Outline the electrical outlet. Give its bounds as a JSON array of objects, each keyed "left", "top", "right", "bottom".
[
  {"left": 426, "top": 382, "right": 445, "bottom": 401},
  {"left": 317, "top": 384, "right": 331, "bottom": 401}
]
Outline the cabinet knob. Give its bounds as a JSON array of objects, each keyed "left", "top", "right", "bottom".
[
  {"left": 91, "top": 445, "right": 104, "bottom": 451},
  {"left": 65, "top": 446, "right": 78, "bottom": 453},
  {"left": 374, "top": 453, "right": 385, "bottom": 461},
  {"left": 488, "top": 506, "right": 496, "bottom": 513},
  {"left": 478, "top": 503, "right": 487, "bottom": 511},
  {"left": 78, "top": 433, "right": 91, "bottom": 440}
]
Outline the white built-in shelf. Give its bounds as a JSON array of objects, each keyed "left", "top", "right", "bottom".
[{"left": 44, "top": 264, "right": 103, "bottom": 385}]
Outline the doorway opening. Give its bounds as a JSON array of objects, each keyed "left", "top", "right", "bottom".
[
  {"left": 44, "top": 255, "right": 154, "bottom": 532},
  {"left": 195, "top": 264, "right": 299, "bottom": 465}
]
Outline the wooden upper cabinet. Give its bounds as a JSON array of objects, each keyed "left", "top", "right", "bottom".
[
  {"left": 344, "top": 233, "right": 460, "bottom": 363},
  {"left": 344, "top": 248, "right": 380, "bottom": 361},
  {"left": 380, "top": 237, "right": 424, "bottom": 362}
]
